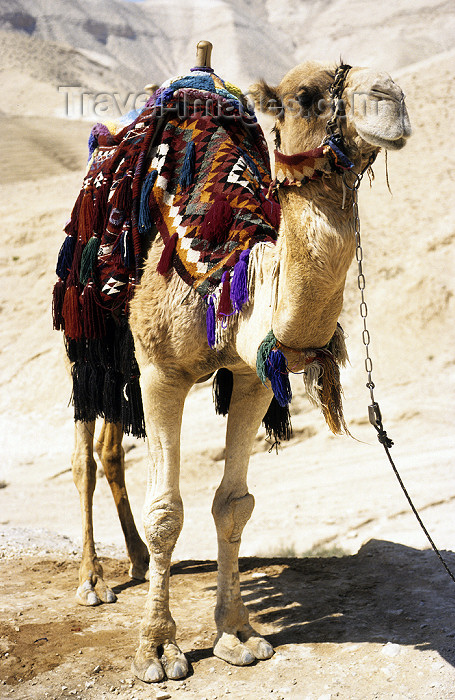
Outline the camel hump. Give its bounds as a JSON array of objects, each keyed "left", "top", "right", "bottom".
[{"left": 196, "top": 40, "right": 213, "bottom": 68}]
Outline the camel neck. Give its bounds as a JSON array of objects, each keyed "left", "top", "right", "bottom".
[{"left": 271, "top": 182, "right": 355, "bottom": 351}]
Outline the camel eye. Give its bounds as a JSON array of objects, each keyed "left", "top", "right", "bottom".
[
  {"left": 296, "top": 89, "right": 314, "bottom": 109},
  {"left": 296, "top": 87, "right": 324, "bottom": 117}
]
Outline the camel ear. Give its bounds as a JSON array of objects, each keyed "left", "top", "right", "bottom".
[{"left": 249, "top": 80, "right": 283, "bottom": 118}]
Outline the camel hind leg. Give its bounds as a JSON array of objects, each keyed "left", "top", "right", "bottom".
[
  {"left": 72, "top": 420, "right": 116, "bottom": 605},
  {"left": 212, "top": 371, "right": 274, "bottom": 665},
  {"left": 96, "top": 421, "right": 149, "bottom": 580}
]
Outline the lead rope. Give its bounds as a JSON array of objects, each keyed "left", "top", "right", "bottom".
[{"left": 345, "top": 166, "right": 455, "bottom": 585}]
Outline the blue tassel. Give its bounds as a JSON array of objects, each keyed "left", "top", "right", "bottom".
[
  {"left": 56, "top": 235, "right": 76, "bottom": 281},
  {"left": 180, "top": 140, "right": 196, "bottom": 190},
  {"left": 230, "top": 249, "right": 250, "bottom": 311},
  {"left": 266, "top": 348, "right": 292, "bottom": 408},
  {"left": 139, "top": 170, "right": 157, "bottom": 235},
  {"left": 206, "top": 296, "right": 216, "bottom": 348}
]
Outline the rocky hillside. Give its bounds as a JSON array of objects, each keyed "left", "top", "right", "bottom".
[{"left": 1, "top": 0, "right": 454, "bottom": 108}]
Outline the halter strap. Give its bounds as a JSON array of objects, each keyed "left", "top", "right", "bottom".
[
  {"left": 325, "top": 63, "right": 352, "bottom": 148},
  {"left": 271, "top": 138, "right": 353, "bottom": 191}
]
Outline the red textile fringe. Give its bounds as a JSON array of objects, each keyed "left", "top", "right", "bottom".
[
  {"left": 52, "top": 278, "right": 66, "bottom": 331},
  {"left": 93, "top": 185, "right": 110, "bottom": 236},
  {"left": 261, "top": 194, "right": 281, "bottom": 230},
  {"left": 157, "top": 232, "right": 178, "bottom": 275},
  {"left": 111, "top": 173, "right": 132, "bottom": 212},
  {"left": 62, "top": 285, "right": 83, "bottom": 340},
  {"left": 81, "top": 283, "right": 106, "bottom": 339},
  {"left": 64, "top": 189, "right": 84, "bottom": 236},
  {"left": 217, "top": 272, "right": 232, "bottom": 318},
  {"left": 78, "top": 190, "right": 95, "bottom": 245},
  {"left": 200, "top": 197, "right": 233, "bottom": 245}
]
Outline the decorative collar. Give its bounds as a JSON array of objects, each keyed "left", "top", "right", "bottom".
[{"left": 272, "top": 138, "right": 354, "bottom": 190}]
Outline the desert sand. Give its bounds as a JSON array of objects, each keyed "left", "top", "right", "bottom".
[{"left": 0, "top": 1, "right": 454, "bottom": 698}]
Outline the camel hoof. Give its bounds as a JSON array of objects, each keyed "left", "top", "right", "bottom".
[
  {"left": 132, "top": 656, "right": 165, "bottom": 683},
  {"left": 97, "top": 586, "right": 117, "bottom": 604},
  {"left": 76, "top": 577, "right": 117, "bottom": 606},
  {"left": 161, "top": 643, "right": 188, "bottom": 680},
  {"left": 76, "top": 580, "right": 100, "bottom": 606},
  {"left": 244, "top": 636, "right": 274, "bottom": 660},
  {"left": 213, "top": 634, "right": 255, "bottom": 666}
]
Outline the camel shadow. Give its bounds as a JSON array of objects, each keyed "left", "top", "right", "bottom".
[{"left": 174, "top": 539, "right": 455, "bottom": 668}]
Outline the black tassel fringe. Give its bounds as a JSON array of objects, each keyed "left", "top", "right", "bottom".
[
  {"left": 213, "top": 368, "right": 234, "bottom": 415},
  {"left": 262, "top": 397, "right": 293, "bottom": 447},
  {"left": 212, "top": 369, "right": 292, "bottom": 447},
  {"left": 66, "top": 317, "right": 146, "bottom": 438}
]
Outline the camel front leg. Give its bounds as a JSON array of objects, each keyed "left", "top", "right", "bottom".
[
  {"left": 72, "top": 420, "right": 116, "bottom": 605},
  {"left": 132, "top": 365, "right": 191, "bottom": 683},
  {"left": 212, "top": 372, "right": 274, "bottom": 665},
  {"left": 96, "top": 421, "right": 149, "bottom": 580}
]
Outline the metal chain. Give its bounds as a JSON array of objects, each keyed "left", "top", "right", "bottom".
[
  {"left": 343, "top": 160, "right": 390, "bottom": 442},
  {"left": 344, "top": 167, "right": 455, "bottom": 585},
  {"left": 352, "top": 178, "right": 376, "bottom": 405}
]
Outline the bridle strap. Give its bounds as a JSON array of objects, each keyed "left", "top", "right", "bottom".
[
  {"left": 271, "top": 139, "right": 353, "bottom": 192},
  {"left": 325, "top": 63, "right": 352, "bottom": 147}
]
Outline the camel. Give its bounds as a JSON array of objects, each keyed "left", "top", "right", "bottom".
[{"left": 66, "top": 47, "right": 411, "bottom": 682}]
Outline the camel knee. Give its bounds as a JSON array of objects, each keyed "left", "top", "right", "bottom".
[
  {"left": 143, "top": 499, "right": 184, "bottom": 557},
  {"left": 72, "top": 449, "right": 97, "bottom": 494},
  {"left": 212, "top": 492, "right": 255, "bottom": 543}
]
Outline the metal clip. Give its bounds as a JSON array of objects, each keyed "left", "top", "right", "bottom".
[{"left": 368, "top": 402, "right": 382, "bottom": 429}]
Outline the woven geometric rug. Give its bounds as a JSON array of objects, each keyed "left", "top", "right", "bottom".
[{"left": 52, "top": 68, "right": 280, "bottom": 436}]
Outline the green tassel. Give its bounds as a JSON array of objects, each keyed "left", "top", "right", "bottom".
[
  {"left": 256, "top": 330, "right": 277, "bottom": 384},
  {"left": 80, "top": 236, "right": 100, "bottom": 286}
]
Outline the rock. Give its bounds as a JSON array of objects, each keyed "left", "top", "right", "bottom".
[{"left": 381, "top": 642, "right": 401, "bottom": 658}]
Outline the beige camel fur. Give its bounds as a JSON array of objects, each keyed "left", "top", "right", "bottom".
[{"left": 71, "top": 60, "right": 410, "bottom": 682}]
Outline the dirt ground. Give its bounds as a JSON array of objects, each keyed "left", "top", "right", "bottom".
[{"left": 1, "top": 540, "right": 455, "bottom": 700}]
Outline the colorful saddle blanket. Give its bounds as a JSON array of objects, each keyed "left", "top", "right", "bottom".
[{"left": 53, "top": 68, "right": 280, "bottom": 436}]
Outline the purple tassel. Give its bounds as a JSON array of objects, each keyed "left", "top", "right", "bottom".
[
  {"left": 266, "top": 349, "right": 292, "bottom": 408},
  {"left": 87, "top": 131, "right": 98, "bottom": 161},
  {"left": 230, "top": 249, "right": 250, "bottom": 311},
  {"left": 206, "top": 296, "right": 216, "bottom": 348}
]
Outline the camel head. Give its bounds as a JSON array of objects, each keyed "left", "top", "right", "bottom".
[{"left": 250, "top": 61, "right": 411, "bottom": 168}]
